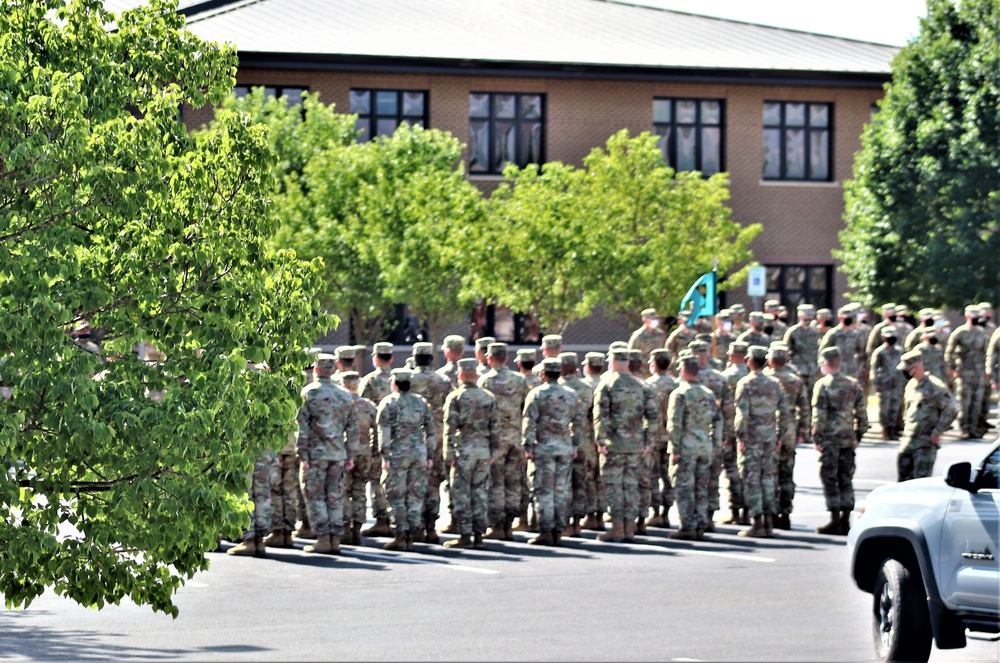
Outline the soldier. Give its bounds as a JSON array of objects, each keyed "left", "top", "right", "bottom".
[
  {"left": 896, "top": 351, "right": 958, "bottom": 482},
  {"left": 478, "top": 342, "right": 527, "bottom": 541},
  {"left": 712, "top": 309, "right": 735, "bottom": 367},
  {"left": 736, "top": 311, "right": 770, "bottom": 348},
  {"left": 665, "top": 312, "right": 697, "bottom": 372},
  {"left": 764, "top": 299, "right": 787, "bottom": 338},
  {"left": 812, "top": 346, "right": 869, "bottom": 536},
  {"left": 533, "top": 334, "right": 563, "bottom": 375},
  {"left": 989, "top": 324, "right": 1000, "bottom": 429},
  {"left": 645, "top": 348, "right": 677, "bottom": 528},
  {"left": 409, "top": 342, "right": 453, "bottom": 541},
  {"left": 513, "top": 347, "right": 541, "bottom": 532},
  {"left": 297, "top": 353, "right": 360, "bottom": 554},
  {"left": 865, "top": 303, "right": 897, "bottom": 359},
  {"left": 340, "top": 371, "right": 377, "bottom": 546},
  {"left": 813, "top": 307, "right": 835, "bottom": 333},
  {"left": 474, "top": 336, "right": 495, "bottom": 377},
  {"left": 945, "top": 305, "right": 988, "bottom": 438},
  {"left": 378, "top": 368, "right": 436, "bottom": 551},
  {"left": 977, "top": 303, "right": 995, "bottom": 438},
  {"left": 819, "top": 306, "right": 867, "bottom": 386},
  {"left": 594, "top": 349, "right": 656, "bottom": 543},
  {"left": 687, "top": 340, "right": 733, "bottom": 532},
  {"left": 917, "top": 327, "right": 948, "bottom": 383},
  {"left": 516, "top": 348, "right": 542, "bottom": 389},
  {"left": 667, "top": 354, "right": 723, "bottom": 540},
  {"left": 870, "top": 326, "right": 906, "bottom": 440},
  {"left": 558, "top": 351, "right": 596, "bottom": 537},
  {"left": 784, "top": 303, "right": 821, "bottom": 397},
  {"left": 628, "top": 348, "right": 662, "bottom": 534},
  {"left": 580, "top": 352, "right": 608, "bottom": 531},
  {"left": 764, "top": 343, "right": 810, "bottom": 530},
  {"left": 734, "top": 346, "right": 789, "bottom": 538},
  {"left": 628, "top": 308, "right": 667, "bottom": 378},
  {"left": 332, "top": 345, "right": 356, "bottom": 383},
  {"left": 904, "top": 308, "right": 936, "bottom": 351},
  {"left": 437, "top": 334, "right": 467, "bottom": 389},
  {"left": 359, "top": 342, "right": 395, "bottom": 538},
  {"left": 443, "top": 359, "right": 500, "bottom": 549},
  {"left": 522, "top": 357, "right": 583, "bottom": 546},
  {"left": 729, "top": 303, "right": 747, "bottom": 337},
  {"left": 265, "top": 362, "right": 312, "bottom": 549},
  {"left": 893, "top": 304, "right": 915, "bottom": 341},
  {"left": 720, "top": 341, "right": 750, "bottom": 525},
  {"left": 229, "top": 407, "right": 278, "bottom": 558}
]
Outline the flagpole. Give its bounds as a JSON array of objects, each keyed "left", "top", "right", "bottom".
[{"left": 711, "top": 257, "right": 719, "bottom": 361}]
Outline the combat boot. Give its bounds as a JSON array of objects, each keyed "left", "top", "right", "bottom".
[
  {"left": 503, "top": 514, "right": 515, "bottom": 541},
  {"left": 623, "top": 519, "right": 637, "bottom": 542},
  {"left": 668, "top": 528, "right": 698, "bottom": 540},
  {"left": 473, "top": 532, "right": 485, "bottom": 549},
  {"left": 763, "top": 514, "right": 774, "bottom": 538},
  {"left": 551, "top": 529, "right": 563, "bottom": 547},
  {"left": 293, "top": 524, "right": 316, "bottom": 539},
  {"left": 444, "top": 533, "right": 473, "bottom": 549},
  {"left": 561, "top": 519, "right": 575, "bottom": 538},
  {"left": 384, "top": 530, "right": 407, "bottom": 551},
  {"left": 705, "top": 512, "right": 716, "bottom": 533},
  {"left": 404, "top": 532, "right": 414, "bottom": 551},
  {"left": 646, "top": 507, "right": 664, "bottom": 528},
  {"left": 264, "top": 529, "right": 293, "bottom": 548},
  {"left": 341, "top": 523, "right": 357, "bottom": 546},
  {"left": 738, "top": 508, "right": 752, "bottom": 526},
  {"left": 361, "top": 516, "right": 392, "bottom": 538},
  {"left": 527, "top": 529, "right": 554, "bottom": 546},
  {"left": 424, "top": 516, "right": 440, "bottom": 544},
  {"left": 775, "top": 513, "right": 791, "bottom": 530},
  {"left": 661, "top": 510, "right": 671, "bottom": 529},
  {"left": 581, "top": 512, "right": 603, "bottom": 531},
  {"left": 411, "top": 527, "right": 425, "bottom": 544},
  {"left": 721, "top": 508, "right": 741, "bottom": 525},
  {"left": 738, "top": 515, "right": 768, "bottom": 538},
  {"left": 227, "top": 536, "right": 263, "bottom": 557},
  {"left": 352, "top": 522, "right": 362, "bottom": 545},
  {"left": 512, "top": 510, "right": 531, "bottom": 532},
  {"left": 305, "top": 534, "right": 333, "bottom": 554},
  {"left": 695, "top": 528, "right": 706, "bottom": 541},
  {"left": 839, "top": 510, "right": 851, "bottom": 535},
  {"left": 815, "top": 510, "right": 843, "bottom": 535},
  {"left": 484, "top": 521, "right": 505, "bottom": 540},
  {"left": 598, "top": 519, "right": 625, "bottom": 543},
  {"left": 635, "top": 517, "right": 647, "bottom": 535}
]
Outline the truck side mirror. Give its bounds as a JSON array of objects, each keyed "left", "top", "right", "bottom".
[{"left": 945, "top": 462, "right": 975, "bottom": 493}]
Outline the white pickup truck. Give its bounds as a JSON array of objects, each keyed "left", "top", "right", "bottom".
[{"left": 846, "top": 438, "right": 1000, "bottom": 662}]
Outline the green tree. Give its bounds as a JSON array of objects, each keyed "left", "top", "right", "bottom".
[
  {"left": 0, "top": 0, "right": 328, "bottom": 615},
  {"left": 839, "top": 0, "right": 1000, "bottom": 307}
]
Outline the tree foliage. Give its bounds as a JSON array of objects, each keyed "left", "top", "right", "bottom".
[
  {"left": 0, "top": 0, "right": 329, "bottom": 615},
  {"left": 839, "top": 0, "right": 1000, "bottom": 307}
]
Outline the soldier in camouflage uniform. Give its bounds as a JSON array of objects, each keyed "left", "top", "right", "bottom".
[
  {"left": 437, "top": 334, "right": 467, "bottom": 389},
  {"left": 904, "top": 309, "right": 935, "bottom": 351},
  {"left": 665, "top": 312, "right": 697, "bottom": 375},
  {"left": 378, "top": 368, "right": 436, "bottom": 551},
  {"left": 629, "top": 348, "right": 662, "bottom": 533},
  {"left": 896, "top": 351, "right": 958, "bottom": 482},
  {"left": 474, "top": 336, "right": 495, "bottom": 377},
  {"left": 988, "top": 324, "right": 1000, "bottom": 429},
  {"left": 228, "top": 446, "right": 278, "bottom": 557},
  {"left": 736, "top": 311, "right": 771, "bottom": 349},
  {"left": 917, "top": 327, "right": 948, "bottom": 382},
  {"left": 408, "top": 342, "right": 453, "bottom": 541},
  {"left": 978, "top": 303, "right": 996, "bottom": 438},
  {"left": 580, "top": 352, "right": 608, "bottom": 531},
  {"left": 734, "top": 346, "right": 789, "bottom": 538},
  {"left": 628, "top": 308, "right": 667, "bottom": 378},
  {"left": 557, "top": 351, "right": 595, "bottom": 537},
  {"left": 819, "top": 306, "right": 867, "bottom": 387},
  {"left": 359, "top": 342, "right": 395, "bottom": 538},
  {"left": 866, "top": 303, "right": 897, "bottom": 359},
  {"left": 478, "top": 343, "right": 527, "bottom": 540},
  {"left": 870, "top": 326, "right": 906, "bottom": 440},
  {"left": 729, "top": 303, "right": 746, "bottom": 337},
  {"left": 532, "top": 334, "right": 563, "bottom": 376},
  {"left": 443, "top": 359, "right": 500, "bottom": 549},
  {"left": 332, "top": 345, "right": 357, "bottom": 384},
  {"left": 764, "top": 300, "right": 787, "bottom": 339},
  {"left": 666, "top": 354, "right": 721, "bottom": 540},
  {"left": 594, "top": 349, "right": 657, "bottom": 543},
  {"left": 945, "top": 305, "right": 989, "bottom": 438},
  {"left": 812, "top": 346, "right": 869, "bottom": 536},
  {"left": 523, "top": 357, "right": 583, "bottom": 546},
  {"left": 720, "top": 341, "right": 750, "bottom": 525},
  {"left": 513, "top": 347, "right": 541, "bottom": 531},
  {"left": 645, "top": 348, "right": 677, "bottom": 528},
  {"left": 687, "top": 340, "right": 733, "bottom": 532},
  {"left": 813, "top": 308, "right": 835, "bottom": 334},
  {"left": 712, "top": 309, "right": 735, "bottom": 368},
  {"left": 893, "top": 304, "right": 914, "bottom": 343},
  {"left": 264, "top": 430, "right": 299, "bottom": 549},
  {"left": 764, "top": 343, "right": 810, "bottom": 530},
  {"left": 297, "top": 353, "right": 361, "bottom": 555},
  {"left": 340, "top": 371, "right": 377, "bottom": 546},
  {"left": 783, "top": 304, "right": 821, "bottom": 397}
]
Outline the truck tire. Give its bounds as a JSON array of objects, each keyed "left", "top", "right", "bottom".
[{"left": 872, "top": 558, "right": 932, "bottom": 663}]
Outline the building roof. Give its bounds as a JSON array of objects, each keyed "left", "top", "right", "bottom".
[{"left": 177, "top": 0, "right": 896, "bottom": 84}]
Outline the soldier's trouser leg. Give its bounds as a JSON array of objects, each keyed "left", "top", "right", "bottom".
[
  {"left": 470, "top": 458, "right": 491, "bottom": 534},
  {"left": 450, "top": 458, "right": 474, "bottom": 536},
  {"left": 896, "top": 447, "right": 915, "bottom": 482},
  {"left": 384, "top": 455, "right": 428, "bottom": 533},
  {"left": 552, "top": 455, "right": 572, "bottom": 532},
  {"left": 707, "top": 446, "right": 723, "bottom": 512},
  {"left": 658, "top": 445, "right": 674, "bottom": 511},
  {"left": 737, "top": 443, "right": 764, "bottom": 518},
  {"left": 670, "top": 453, "right": 696, "bottom": 531},
  {"left": 345, "top": 454, "right": 370, "bottom": 524},
  {"left": 978, "top": 380, "right": 993, "bottom": 434},
  {"left": 295, "top": 461, "right": 309, "bottom": 527},
  {"left": 956, "top": 371, "right": 985, "bottom": 435},
  {"left": 761, "top": 443, "right": 777, "bottom": 516},
  {"left": 648, "top": 446, "right": 662, "bottom": 511},
  {"left": 488, "top": 439, "right": 521, "bottom": 523},
  {"left": 818, "top": 445, "right": 855, "bottom": 511},
  {"left": 302, "top": 459, "right": 345, "bottom": 536},
  {"left": 518, "top": 452, "right": 532, "bottom": 513},
  {"left": 571, "top": 444, "right": 593, "bottom": 518},
  {"left": 529, "top": 456, "right": 550, "bottom": 530},
  {"left": 369, "top": 448, "right": 389, "bottom": 519},
  {"left": 244, "top": 455, "right": 276, "bottom": 539},
  {"left": 722, "top": 436, "right": 743, "bottom": 510},
  {"left": 776, "top": 442, "right": 796, "bottom": 515},
  {"left": 424, "top": 442, "right": 444, "bottom": 523},
  {"left": 271, "top": 452, "right": 298, "bottom": 532},
  {"left": 601, "top": 451, "right": 642, "bottom": 522},
  {"left": 595, "top": 462, "right": 608, "bottom": 513},
  {"left": 638, "top": 449, "right": 652, "bottom": 515}
]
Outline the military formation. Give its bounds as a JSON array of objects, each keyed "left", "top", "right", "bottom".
[{"left": 225, "top": 299, "right": 996, "bottom": 556}]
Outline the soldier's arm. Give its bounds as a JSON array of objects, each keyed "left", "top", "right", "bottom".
[
  {"left": 853, "top": 382, "right": 870, "bottom": 440},
  {"left": 296, "top": 398, "right": 311, "bottom": 463},
  {"left": 944, "top": 330, "right": 959, "bottom": 371},
  {"left": 522, "top": 392, "right": 538, "bottom": 456},
  {"left": 642, "top": 387, "right": 657, "bottom": 450},
  {"left": 488, "top": 398, "right": 501, "bottom": 456},
  {"left": 711, "top": 397, "right": 723, "bottom": 448},
  {"left": 376, "top": 400, "right": 393, "bottom": 458},
  {"left": 733, "top": 381, "right": 748, "bottom": 439},
  {"left": 720, "top": 381, "right": 735, "bottom": 442},
  {"left": 344, "top": 398, "right": 361, "bottom": 459},
  {"left": 933, "top": 385, "right": 959, "bottom": 439},
  {"left": 775, "top": 384, "right": 790, "bottom": 444},
  {"left": 423, "top": 402, "right": 437, "bottom": 460},
  {"left": 443, "top": 393, "right": 457, "bottom": 462},
  {"left": 812, "top": 384, "right": 827, "bottom": 448},
  {"left": 593, "top": 384, "right": 609, "bottom": 448},
  {"left": 667, "top": 389, "right": 683, "bottom": 443},
  {"left": 797, "top": 384, "right": 812, "bottom": 444},
  {"left": 571, "top": 393, "right": 584, "bottom": 451}
]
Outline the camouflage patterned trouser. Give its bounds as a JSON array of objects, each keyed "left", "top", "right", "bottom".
[
  {"left": 955, "top": 370, "right": 985, "bottom": 436},
  {"left": 300, "top": 459, "right": 346, "bottom": 537},
  {"left": 450, "top": 456, "right": 491, "bottom": 535},
  {"left": 657, "top": 445, "right": 674, "bottom": 510},
  {"left": 600, "top": 451, "right": 643, "bottom": 522},
  {"left": 978, "top": 381, "right": 993, "bottom": 436},
  {"left": 529, "top": 453, "right": 572, "bottom": 531},
  {"left": 489, "top": 436, "right": 524, "bottom": 523},
  {"left": 877, "top": 386, "right": 904, "bottom": 433},
  {"left": 243, "top": 453, "right": 277, "bottom": 539},
  {"left": 818, "top": 445, "right": 856, "bottom": 511},
  {"left": 519, "top": 453, "right": 532, "bottom": 514},
  {"left": 424, "top": 436, "right": 446, "bottom": 523},
  {"left": 775, "top": 437, "right": 796, "bottom": 515},
  {"left": 722, "top": 436, "right": 743, "bottom": 510},
  {"left": 738, "top": 442, "right": 777, "bottom": 518},
  {"left": 384, "top": 454, "right": 427, "bottom": 533},
  {"left": 638, "top": 446, "right": 662, "bottom": 516},
  {"left": 343, "top": 454, "right": 371, "bottom": 525},
  {"left": 270, "top": 452, "right": 299, "bottom": 532},
  {"left": 571, "top": 442, "right": 598, "bottom": 518},
  {"left": 369, "top": 446, "right": 389, "bottom": 519},
  {"left": 669, "top": 451, "right": 710, "bottom": 531},
  {"left": 707, "top": 446, "right": 723, "bottom": 512},
  {"left": 897, "top": 443, "right": 937, "bottom": 482}
]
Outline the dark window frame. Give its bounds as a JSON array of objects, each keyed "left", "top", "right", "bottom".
[
  {"left": 349, "top": 88, "right": 429, "bottom": 143},
  {"left": 233, "top": 84, "right": 309, "bottom": 107},
  {"left": 468, "top": 92, "right": 546, "bottom": 175},
  {"left": 652, "top": 97, "right": 725, "bottom": 176},
  {"left": 764, "top": 264, "right": 834, "bottom": 310},
  {"left": 762, "top": 100, "right": 833, "bottom": 181}
]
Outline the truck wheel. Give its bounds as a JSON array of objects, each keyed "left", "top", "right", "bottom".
[{"left": 872, "top": 558, "right": 932, "bottom": 663}]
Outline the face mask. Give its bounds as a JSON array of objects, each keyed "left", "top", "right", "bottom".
[
  {"left": 923, "top": 319, "right": 934, "bottom": 327},
  {"left": 935, "top": 319, "right": 946, "bottom": 328},
  {"left": 820, "top": 363, "right": 832, "bottom": 376},
  {"left": 763, "top": 325, "right": 774, "bottom": 335},
  {"left": 885, "top": 336, "right": 897, "bottom": 345},
  {"left": 722, "top": 321, "right": 733, "bottom": 333},
  {"left": 822, "top": 320, "right": 833, "bottom": 328},
  {"left": 928, "top": 337, "right": 939, "bottom": 345},
  {"left": 648, "top": 319, "right": 660, "bottom": 329},
  {"left": 843, "top": 317, "right": 854, "bottom": 326},
  {"left": 887, "top": 315, "right": 897, "bottom": 322},
  {"left": 972, "top": 318, "right": 983, "bottom": 326},
  {"left": 899, "top": 369, "right": 912, "bottom": 382}
]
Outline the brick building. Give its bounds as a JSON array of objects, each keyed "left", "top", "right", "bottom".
[{"left": 151, "top": 0, "right": 897, "bottom": 345}]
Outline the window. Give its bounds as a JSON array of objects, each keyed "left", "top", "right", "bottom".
[
  {"left": 234, "top": 85, "right": 308, "bottom": 107},
  {"left": 350, "top": 89, "right": 427, "bottom": 142},
  {"left": 764, "top": 265, "right": 833, "bottom": 310},
  {"left": 762, "top": 101, "right": 832, "bottom": 181},
  {"left": 468, "top": 93, "right": 544, "bottom": 174},
  {"left": 652, "top": 98, "right": 724, "bottom": 175},
  {"left": 471, "top": 301, "right": 540, "bottom": 345}
]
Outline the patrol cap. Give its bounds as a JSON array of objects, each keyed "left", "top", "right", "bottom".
[
  {"left": 920, "top": 327, "right": 938, "bottom": 338},
  {"left": 767, "top": 344, "right": 789, "bottom": 361},
  {"left": 307, "top": 346, "right": 323, "bottom": 356},
  {"left": 517, "top": 348, "right": 537, "bottom": 361},
  {"left": 880, "top": 325, "right": 898, "bottom": 338},
  {"left": 797, "top": 304, "right": 816, "bottom": 315},
  {"left": 610, "top": 348, "right": 630, "bottom": 362},
  {"left": 763, "top": 313, "right": 776, "bottom": 322},
  {"left": 838, "top": 305, "right": 853, "bottom": 317},
  {"left": 729, "top": 341, "right": 748, "bottom": 355},
  {"left": 334, "top": 345, "right": 356, "bottom": 360},
  {"left": 541, "top": 334, "right": 563, "bottom": 349},
  {"left": 412, "top": 342, "right": 435, "bottom": 356},
  {"left": 895, "top": 304, "right": 909, "bottom": 315},
  {"left": 475, "top": 336, "right": 496, "bottom": 351},
  {"left": 820, "top": 346, "right": 841, "bottom": 361},
  {"left": 351, "top": 345, "right": 367, "bottom": 356},
  {"left": 688, "top": 340, "right": 709, "bottom": 353},
  {"left": 748, "top": 345, "right": 768, "bottom": 362},
  {"left": 978, "top": 302, "right": 992, "bottom": 312},
  {"left": 486, "top": 342, "right": 508, "bottom": 356},
  {"left": 585, "top": 351, "right": 605, "bottom": 367},
  {"left": 608, "top": 341, "right": 628, "bottom": 351},
  {"left": 542, "top": 357, "right": 563, "bottom": 372},
  {"left": 716, "top": 308, "right": 733, "bottom": 321},
  {"left": 730, "top": 304, "right": 745, "bottom": 313},
  {"left": 627, "top": 349, "right": 642, "bottom": 362},
  {"left": 694, "top": 333, "right": 713, "bottom": 344},
  {"left": 678, "top": 354, "right": 700, "bottom": 372},
  {"left": 881, "top": 303, "right": 898, "bottom": 313},
  {"left": 441, "top": 334, "right": 466, "bottom": 351},
  {"left": 559, "top": 351, "right": 578, "bottom": 367},
  {"left": 641, "top": 308, "right": 659, "bottom": 318},
  {"left": 457, "top": 358, "right": 478, "bottom": 372},
  {"left": 315, "top": 353, "right": 337, "bottom": 370},
  {"left": 391, "top": 367, "right": 412, "bottom": 382},
  {"left": 917, "top": 308, "right": 934, "bottom": 320},
  {"left": 749, "top": 311, "right": 765, "bottom": 323},
  {"left": 816, "top": 308, "right": 833, "bottom": 319},
  {"left": 897, "top": 350, "right": 924, "bottom": 371},
  {"left": 764, "top": 299, "right": 780, "bottom": 310},
  {"left": 372, "top": 342, "right": 394, "bottom": 355},
  {"left": 340, "top": 371, "right": 360, "bottom": 386},
  {"left": 965, "top": 304, "right": 981, "bottom": 316},
  {"left": 650, "top": 348, "right": 671, "bottom": 362}
]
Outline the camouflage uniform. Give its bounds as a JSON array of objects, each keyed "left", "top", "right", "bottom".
[
  {"left": 988, "top": 325, "right": 1000, "bottom": 399},
  {"left": 783, "top": 311, "right": 821, "bottom": 397},
  {"left": 345, "top": 391, "right": 378, "bottom": 527},
  {"left": 764, "top": 347, "right": 810, "bottom": 522},
  {"left": 408, "top": 346, "right": 453, "bottom": 527},
  {"left": 869, "top": 332, "right": 906, "bottom": 439},
  {"left": 444, "top": 374, "right": 500, "bottom": 536},
  {"left": 918, "top": 335, "right": 948, "bottom": 383},
  {"left": 378, "top": 381, "right": 436, "bottom": 535},
  {"left": 560, "top": 366, "right": 597, "bottom": 522},
  {"left": 897, "top": 361, "right": 957, "bottom": 482},
  {"left": 945, "top": 312, "right": 988, "bottom": 437},
  {"left": 242, "top": 449, "right": 277, "bottom": 542},
  {"left": 811, "top": 356, "right": 869, "bottom": 513},
  {"left": 628, "top": 310, "right": 667, "bottom": 378},
  {"left": 721, "top": 354, "right": 749, "bottom": 515},
  {"left": 667, "top": 372, "right": 722, "bottom": 534},
  {"left": 523, "top": 373, "right": 583, "bottom": 534},
  {"left": 665, "top": 324, "right": 697, "bottom": 375},
  {"left": 580, "top": 355, "right": 608, "bottom": 519},
  {"left": 478, "top": 358, "right": 527, "bottom": 525},
  {"left": 736, "top": 312, "right": 772, "bottom": 350},
  {"left": 734, "top": 354, "right": 789, "bottom": 521},
  {"left": 297, "top": 374, "right": 361, "bottom": 539},
  {"left": 517, "top": 352, "right": 544, "bottom": 519},
  {"left": 271, "top": 432, "right": 300, "bottom": 534},
  {"left": 697, "top": 357, "right": 734, "bottom": 520},
  {"left": 819, "top": 316, "right": 867, "bottom": 384},
  {"left": 646, "top": 364, "right": 678, "bottom": 518},
  {"left": 360, "top": 360, "right": 394, "bottom": 521}
]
